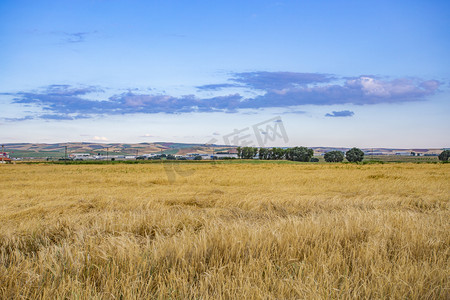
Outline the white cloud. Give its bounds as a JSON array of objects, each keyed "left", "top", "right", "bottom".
[{"left": 346, "top": 76, "right": 439, "bottom": 98}]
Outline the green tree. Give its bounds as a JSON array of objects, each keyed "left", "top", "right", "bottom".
[
  {"left": 324, "top": 151, "right": 344, "bottom": 162},
  {"left": 346, "top": 147, "right": 364, "bottom": 162},
  {"left": 253, "top": 147, "right": 259, "bottom": 158},
  {"left": 270, "top": 147, "right": 285, "bottom": 160},
  {"left": 438, "top": 150, "right": 450, "bottom": 161},
  {"left": 236, "top": 147, "right": 242, "bottom": 159},
  {"left": 193, "top": 155, "right": 202, "bottom": 160},
  {"left": 286, "top": 147, "right": 314, "bottom": 162},
  {"left": 241, "top": 147, "right": 248, "bottom": 159},
  {"left": 259, "top": 148, "right": 269, "bottom": 160},
  {"left": 241, "top": 147, "right": 256, "bottom": 159}
]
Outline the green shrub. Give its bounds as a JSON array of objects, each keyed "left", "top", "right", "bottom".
[
  {"left": 346, "top": 148, "right": 364, "bottom": 162},
  {"left": 286, "top": 147, "right": 314, "bottom": 162},
  {"left": 324, "top": 151, "right": 344, "bottom": 162},
  {"left": 438, "top": 150, "right": 450, "bottom": 161}
]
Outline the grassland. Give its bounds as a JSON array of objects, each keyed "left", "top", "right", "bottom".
[{"left": 0, "top": 162, "right": 448, "bottom": 299}]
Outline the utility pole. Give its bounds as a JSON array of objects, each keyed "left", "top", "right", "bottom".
[
  {"left": 64, "top": 146, "right": 67, "bottom": 164},
  {"left": 106, "top": 147, "right": 109, "bottom": 160},
  {"left": 1, "top": 145, "right": 4, "bottom": 163}
]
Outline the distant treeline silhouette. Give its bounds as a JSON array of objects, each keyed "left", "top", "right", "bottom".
[{"left": 236, "top": 146, "right": 365, "bottom": 162}]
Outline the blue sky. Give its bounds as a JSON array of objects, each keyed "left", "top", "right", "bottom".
[{"left": 1, "top": 0, "right": 449, "bottom": 147}]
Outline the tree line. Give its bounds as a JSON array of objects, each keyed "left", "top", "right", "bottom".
[
  {"left": 236, "top": 147, "right": 365, "bottom": 162},
  {"left": 236, "top": 147, "right": 450, "bottom": 162}
]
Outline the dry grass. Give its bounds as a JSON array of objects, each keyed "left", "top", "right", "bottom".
[{"left": 0, "top": 162, "right": 449, "bottom": 299}]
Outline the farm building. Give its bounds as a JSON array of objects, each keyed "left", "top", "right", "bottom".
[
  {"left": 214, "top": 153, "right": 238, "bottom": 159},
  {"left": 0, "top": 153, "right": 12, "bottom": 163}
]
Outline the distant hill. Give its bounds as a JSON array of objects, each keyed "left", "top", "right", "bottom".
[
  {"left": 1, "top": 142, "right": 235, "bottom": 158},
  {"left": 0, "top": 142, "right": 444, "bottom": 159}
]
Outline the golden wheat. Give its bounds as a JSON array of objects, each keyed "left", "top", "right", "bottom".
[{"left": 0, "top": 162, "right": 449, "bottom": 299}]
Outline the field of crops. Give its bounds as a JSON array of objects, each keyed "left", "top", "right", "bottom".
[{"left": 0, "top": 162, "right": 448, "bottom": 299}]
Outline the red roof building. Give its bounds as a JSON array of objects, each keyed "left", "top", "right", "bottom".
[{"left": 0, "top": 153, "right": 11, "bottom": 163}]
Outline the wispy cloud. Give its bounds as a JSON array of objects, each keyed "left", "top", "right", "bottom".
[
  {"left": 325, "top": 110, "right": 355, "bottom": 118},
  {"left": 39, "top": 114, "right": 89, "bottom": 120},
  {"left": 64, "top": 32, "right": 89, "bottom": 43},
  {"left": 109, "top": 92, "right": 243, "bottom": 113},
  {"left": 196, "top": 83, "right": 242, "bottom": 91},
  {"left": 232, "top": 71, "right": 335, "bottom": 90},
  {"left": 280, "top": 110, "right": 307, "bottom": 115},
  {"left": 4, "top": 72, "right": 441, "bottom": 121},
  {"left": 51, "top": 31, "right": 97, "bottom": 44},
  {"left": 3, "top": 116, "right": 34, "bottom": 122},
  {"left": 237, "top": 75, "right": 440, "bottom": 107},
  {"left": 10, "top": 86, "right": 243, "bottom": 115}
]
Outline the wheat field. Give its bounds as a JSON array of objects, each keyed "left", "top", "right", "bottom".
[{"left": 0, "top": 162, "right": 448, "bottom": 299}]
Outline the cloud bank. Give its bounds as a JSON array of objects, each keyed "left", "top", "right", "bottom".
[
  {"left": 4, "top": 72, "right": 440, "bottom": 121},
  {"left": 325, "top": 110, "right": 355, "bottom": 118}
]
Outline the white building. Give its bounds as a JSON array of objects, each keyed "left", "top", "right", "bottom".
[{"left": 70, "top": 153, "right": 92, "bottom": 160}]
